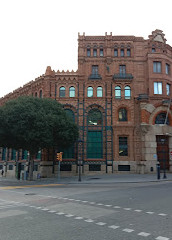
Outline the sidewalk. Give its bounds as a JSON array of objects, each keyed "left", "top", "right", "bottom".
[{"left": 1, "top": 173, "right": 172, "bottom": 185}]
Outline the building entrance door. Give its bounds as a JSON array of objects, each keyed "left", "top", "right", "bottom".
[{"left": 156, "top": 135, "right": 169, "bottom": 170}]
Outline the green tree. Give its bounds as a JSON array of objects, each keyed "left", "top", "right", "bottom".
[{"left": 0, "top": 96, "right": 79, "bottom": 180}]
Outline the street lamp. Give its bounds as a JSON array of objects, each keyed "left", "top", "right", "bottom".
[
  {"left": 77, "top": 138, "right": 83, "bottom": 182},
  {"left": 161, "top": 138, "right": 167, "bottom": 179}
]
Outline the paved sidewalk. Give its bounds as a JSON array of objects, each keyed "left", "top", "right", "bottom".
[{"left": 1, "top": 173, "right": 172, "bottom": 185}]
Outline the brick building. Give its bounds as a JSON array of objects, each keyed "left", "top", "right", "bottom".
[{"left": 0, "top": 29, "right": 172, "bottom": 179}]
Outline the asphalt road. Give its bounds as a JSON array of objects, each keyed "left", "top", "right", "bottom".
[{"left": 0, "top": 181, "right": 172, "bottom": 240}]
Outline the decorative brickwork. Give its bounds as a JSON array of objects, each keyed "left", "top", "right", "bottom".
[{"left": 0, "top": 30, "right": 172, "bottom": 178}]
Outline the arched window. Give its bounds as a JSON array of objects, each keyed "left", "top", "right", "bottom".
[
  {"left": 35, "top": 92, "right": 37, "bottom": 97},
  {"left": 87, "top": 46, "right": 91, "bottom": 57},
  {"left": 62, "top": 109, "right": 75, "bottom": 159},
  {"left": 87, "top": 109, "right": 103, "bottom": 159},
  {"left": 115, "top": 86, "right": 121, "bottom": 99},
  {"left": 119, "top": 108, "right": 127, "bottom": 121},
  {"left": 59, "top": 87, "right": 65, "bottom": 97},
  {"left": 39, "top": 90, "right": 42, "bottom": 98},
  {"left": 87, "top": 87, "right": 93, "bottom": 97},
  {"left": 88, "top": 109, "right": 102, "bottom": 126},
  {"left": 97, "top": 87, "right": 103, "bottom": 97},
  {"left": 65, "top": 109, "right": 75, "bottom": 122},
  {"left": 155, "top": 112, "right": 169, "bottom": 125},
  {"left": 125, "top": 86, "right": 131, "bottom": 99},
  {"left": 69, "top": 87, "right": 75, "bottom": 97}
]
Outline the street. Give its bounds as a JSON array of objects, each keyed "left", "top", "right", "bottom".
[{"left": 0, "top": 179, "right": 172, "bottom": 240}]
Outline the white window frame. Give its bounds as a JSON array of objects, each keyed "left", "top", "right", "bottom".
[{"left": 154, "top": 82, "right": 162, "bottom": 94}]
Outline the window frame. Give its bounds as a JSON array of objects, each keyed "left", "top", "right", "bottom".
[
  {"left": 166, "top": 63, "right": 170, "bottom": 75},
  {"left": 166, "top": 83, "right": 170, "bottom": 96},
  {"left": 69, "top": 86, "right": 75, "bottom": 97},
  {"left": 97, "top": 86, "right": 103, "bottom": 97},
  {"left": 100, "top": 48, "right": 103, "bottom": 57},
  {"left": 120, "top": 49, "right": 124, "bottom": 57},
  {"left": 153, "top": 61, "right": 161, "bottom": 73},
  {"left": 118, "top": 108, "right": 128, "bottom": 122},
  {"left": 124, "top": 86, "right": 131, "bottom": 99},
  {"left": 119, "top": 136, "right": 128, "bottom": 156},
  {"left": 87, "top": 48, "right": 91, "bottom": 57},
  {"left": 59, "top": 86, "right": 66, "bottom": 97},
  {"left": 119, "top": 65, "right": 126, "bottom": 75},
  {"left": 87, "top": 86, "right": 93, "bottom": 97},
  {"left": 114, "top": 49, "right": 118, "bottom": 57},
  {"left": 154, "top": 82, "right": 162, "bottom": 95},
  {"left": 93, "top": 48, "right": 97, "bottom": 57},
  {"left": 115, "top": 86, "right": 121, "bottom": 99}
]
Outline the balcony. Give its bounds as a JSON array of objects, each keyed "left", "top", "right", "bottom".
[
  {"left": 88, "top": 74, "right": 102, "bottom": 80},
  {"left": 113, "top": 73, "right": 133, "bottom": 80}
]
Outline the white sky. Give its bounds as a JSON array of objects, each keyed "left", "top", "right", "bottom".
[{"left": 0, "top": 0, "right": 171, "bottom": 98}]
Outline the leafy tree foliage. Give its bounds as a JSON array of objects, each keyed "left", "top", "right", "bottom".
[{"left": 0, "top": 96, "right": 79, "bottom": 179}]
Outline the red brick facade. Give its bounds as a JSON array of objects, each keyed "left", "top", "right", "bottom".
[{"left": 0, "top": 29, "right": 172, "bottom": 178}]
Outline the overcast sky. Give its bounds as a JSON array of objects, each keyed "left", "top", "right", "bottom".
[{"left": 0, "top": 0, "right": 171, "bottom": 98}]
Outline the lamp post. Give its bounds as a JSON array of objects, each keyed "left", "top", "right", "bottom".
[
  {"left": 161, "top": 138, "right": 167, "bottom": 179},
  {"left": 77, "top": 139, "right": 83, "bottom": 182}
]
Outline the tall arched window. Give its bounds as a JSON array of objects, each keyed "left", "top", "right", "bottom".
[
  {"left": 59, "top": 87, "right": 65, "bottom": 97},
  {"left": 125, "top": 86, "right": 131, "bottom": 99},
  {"left": 87, "top": 87, "right": 93, "bottom": 97},
  {"left": 69, "top": 87, "right": 75, "bottom": 97},
  {"left": 115, "top": 86, "right": 121, "bottom": 99},
  {"left": 62, "top": 109, "right": 75, "bottom": 159},
  {"left": 97, "top": 87, "right": 103, "bottom": 97},
  {"left": 88, "top": 109, "right": 102, "bottom": 126},
  {"left": 65, "top": 109, "right": 75, "bottom": 122},
  {"left": 87, "top": 109, "right": 103, "bottom": 158},
  {"left": 39, "top": 90, "right": 42, "bottom": 98},
  {"left": 118, "top": 108, "right": 127, "bottom": 121},
  {"left": 155, "top": 112, "right": 169, "bottom": 125}
]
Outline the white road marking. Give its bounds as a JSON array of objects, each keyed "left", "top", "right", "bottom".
[
  {"left": 105, "top": 205, "right": 112, "bottom": 207},
  {"left": 48, "top": 210, "right": 56, "bottom": 213},
  {"left": 82, "top": 201, "right": 88, "bottom": 203},
  {"left": 122, "top": 228, "right": 134, "bottom": 233},
  {"left": 89, "top": 202, "right": 95, "bottom": 204},
  {"left": 75, "top": 216, "right": 83, "bottom": 220},
  {"left": 158, "top": 213, "right": 167, "bottom": 216},
  {"left": 113, "top": 206, "right": 121, "bottom": 208},
  {"left": 123, "top": 208, "right": 131, "bottom": 210},
  {"left": 85, "top": 219, "right": 94, "bottom": 223},
  {"left": 56, "top": 212, "right": 65, "bottom": 215},
  {"left": 65, "top": 214, "right": 74, "bottom": 217},
  {"left": 134, "top": 209, "right": 142, "bottom": 212},
  {"left": 42, "top": 208, "right": 49, "bottom": 211},
  {"left": 97, "top": 203, "right": 103, "bottom": 206},
  {"left": 156, "top": 237, "right": 169, "bottom": 240},
  {"left": 146, "top": 212, "right": 154, "bottom": 214},
  {"left": 138, "top": 232, "right": 151, "bottom": 237},
  {"left": 108, "top": 225, "right": 120, "bottom": 230},
  {"left": 96, "top": 222, "right": 107, "bottom": 226}
]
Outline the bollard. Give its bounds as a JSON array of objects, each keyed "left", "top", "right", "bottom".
[{"left": 157, "top": 161, "right": 160, "bottom": 180}]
